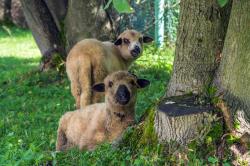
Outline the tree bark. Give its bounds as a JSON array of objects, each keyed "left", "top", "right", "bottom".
[
  {"left": 215, "top": 0, "right": 250, "bottom": 142},
  {"left": 155, "top": 0, "right": 232, "bottom": 144},
  {"left": 0, "top": 0, "right": 11, "bottom": 22},
  {"left": 155, "top": 95, "right": 215, "bottom": 144},
  {"left": 21, "top": 0, "right": 65, "bottom": 71},
  {"left": 155, "top": 111, "right": 213, "bottom": 144},
  {"left": 43, "top": 0, "right": 68, "bottom": 32},
  {"left": 167, "top": 0, "right": 231, "bottom": 97},
  {"left": 64, "top": 0, "right": 115, "bottom": 52},
  {"left": 11, "top": 0, "right": 28, "bottom": 28}
]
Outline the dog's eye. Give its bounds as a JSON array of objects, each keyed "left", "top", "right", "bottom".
[
  {"left": 130, "top": 80, "right": 136, "bottom": 86},
  {"left": 139, "top": 37, "right": 143, "bottom": 43},
  {"left": 108, "top": 81, "right": 113, "bottom": 88},
  {"left": 123, "top": 38, "right": 130, "bottom": 44}
]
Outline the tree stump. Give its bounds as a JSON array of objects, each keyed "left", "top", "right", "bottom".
[{"left": 154, "top": 95, "right": 214, "bottom": 144}]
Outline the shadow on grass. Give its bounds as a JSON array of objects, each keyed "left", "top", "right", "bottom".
[
  {"left": 0, "top": 23, "right": 31, "bottom": 38},
  {"left": 0, "top": 56, "right": 39, "bottom": 82},
  {"left": 0, "top": 67, "right": 75, "bottom": 165},
  {"left": 0, "top": 55, "right": 172, "bottom": 121}
]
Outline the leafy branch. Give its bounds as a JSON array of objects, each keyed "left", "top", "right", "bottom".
[
  {"left": 217, "top": 0, "right": 229, "bottom": 7},
  {"left": 104, "top": 0, "right": 134, "bottom": 13}
]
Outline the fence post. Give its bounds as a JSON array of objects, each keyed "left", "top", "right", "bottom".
[{"left": 154, "top": 0, "right": 164, "bottom": 47}]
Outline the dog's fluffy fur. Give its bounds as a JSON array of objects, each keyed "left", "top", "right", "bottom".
[
  {"left": 56, "top": 71, "right": 150, "bottom": 151},
  {"left": 66, "top": 30, "right": 153, "bottom": 108}
]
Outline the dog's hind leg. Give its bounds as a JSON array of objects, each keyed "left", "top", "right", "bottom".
[
  {"left": 92, "top": 65, "right": 107, "bottom": 104},
  {"left": 79, "top": 59, "right": 92, "bottom": 108},
  {"left": 56, "top": 128, "right": 68, "bottom": 151},
  {"left": 67, "top": 60, "right": 81, "bottom": 109},
  {"left": 70, "top": 79, "right": 81, "bottom": 109}
]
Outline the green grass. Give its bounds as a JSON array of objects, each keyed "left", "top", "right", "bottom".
[
  {"left": 0, "top": 25, "right": 40, "bottom": 82},
  {"left": 0, "top": 25, "right": 174, "bottom": 165},
  {"left": 0, "top": 24, "right": 237, "bottom": 166}
]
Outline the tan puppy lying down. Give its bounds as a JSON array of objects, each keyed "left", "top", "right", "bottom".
[
  {"left": 66, "top": 29, "right": 153, "bottom": 109},
  {"left": 56, "top": 71, "right": 150, "bottom": 151}
]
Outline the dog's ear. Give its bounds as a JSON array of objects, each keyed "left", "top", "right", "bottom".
[
  {"left": 143, "top": 36, "right": 154, "bottom": 43},
  {"left": 136, "top": 79, "right": 150, "bottom": 88},
  {"left": 92, "top": 83, "right": 105, "bottom": 92},
  {"left": 114, "top": 38, "right": 122, "bottom": 45}
]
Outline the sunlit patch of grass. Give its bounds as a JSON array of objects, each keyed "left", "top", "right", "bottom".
[{"left": 0, "top": 24, "right": 40, "bottom": 81}]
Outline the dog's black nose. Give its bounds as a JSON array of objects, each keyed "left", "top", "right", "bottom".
[
  {"left": 115, "top": 85, "right": 130, "bottom": 105},
  {"left": 134, "top": 45, "right": 140, "bottom": 52},
  {"left": 131, "top": 45, "right": 141, "bottom": 57}
]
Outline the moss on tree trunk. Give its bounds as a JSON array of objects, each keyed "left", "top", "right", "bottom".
[{"left": 215, "top": 0, "right": 250, "bottom": 143}]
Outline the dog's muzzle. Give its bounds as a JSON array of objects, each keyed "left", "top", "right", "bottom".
[
  {"left": 115, "top": 85, "right": 130, "bottom": 105},
  {"left": 131, "top": 45, "right": 141, "bottom": 57}
]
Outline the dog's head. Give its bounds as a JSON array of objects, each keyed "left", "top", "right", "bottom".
[
  {"left": 114, "top": 30, "right": 153, "bottom": 61},
  {"left": 92, "top": 71, "right": 150, "bottom": 107}
]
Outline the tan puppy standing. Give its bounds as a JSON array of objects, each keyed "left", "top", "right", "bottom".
[
  {"left": 56, "top": 71, "right": 150, "bottom": 151},
  {"left": 66, "top": 30, "right": 153, "bottom": 108}
]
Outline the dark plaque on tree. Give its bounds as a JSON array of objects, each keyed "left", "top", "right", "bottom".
[{"left": 158, "top": 95, "right": 214, "bottom": 117}]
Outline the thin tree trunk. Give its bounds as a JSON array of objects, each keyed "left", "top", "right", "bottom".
[
  {"left": 0, "top": 0, "right": 11, "bottom": 22},
  {"left": 11, "top": 0, "right": 28, "bottom": 28},
  {"left": 21, "top": 0, "right": 65, "bottom": 71},
  {"left": 155, "top": 0, "right": 232, "bottom": 144},
  {"left": 4, "top": 0, "right": 11, "bottom": 21},
  {"left": 215, "top": 0, "right": 250, "bottom": 147}
]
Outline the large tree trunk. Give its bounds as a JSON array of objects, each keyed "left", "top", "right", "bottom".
[
  {"left": 21, "top": 0, "right": 65, "bottom": 71},
  {"left": 43, "top": 0, "right": 68, "bottom": 32},
  {"left": 167, "top": 0, "right": 231, "bottom": 97},
  {"left": 64, "top": 0, "right": 114, "bottom": 52},
  {"left": 215, "top": 0, "right": 250, "bottom": 149},
  {"left": 155, "top": 0, "right": 231, "bottom": 144}
]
